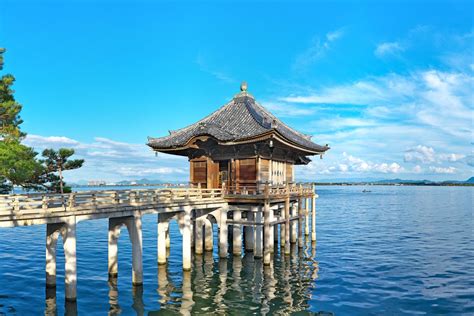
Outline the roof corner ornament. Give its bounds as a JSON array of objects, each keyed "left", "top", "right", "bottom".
[
  {"left": 240, "top": 81, "right": 248, "bottom": 92},
  {"left": 270, "top": 119, "right": 278, "bottom": 129}
]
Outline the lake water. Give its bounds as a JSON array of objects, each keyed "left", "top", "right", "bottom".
[{"left": 0, "top": 186, "right": 472, "bottom": 315}]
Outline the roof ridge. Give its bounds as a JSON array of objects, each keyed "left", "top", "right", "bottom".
[{"left": 148, "top": 99, "right": 234, "bottom": 142}]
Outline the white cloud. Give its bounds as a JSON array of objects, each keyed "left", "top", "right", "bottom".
[
  {"left": 404, "top": 145, "right": 467, "bottom": 164},
  {"left": 24, "top": 135, "right": 79, "bottom": 147},
  {"left": 404, "top": 145, "right": 436, "bottom": 163},
  {"left": 279, "top": 69, "right": 473, "bottom": 143},
  {"left": 413, "top": 165, "right": 423, "bottom": 173},
  {"left": 429, "top": 166, "right": 456, "bottom": 174},
  {"left": 293, "top": 28, "right": 345, "bottom": 71},
  {"left": 375, "top": 41, "right": 404, "bottom": 57},
  {"left": 23, "top": 134, "right": 189, "bottom": 182}
]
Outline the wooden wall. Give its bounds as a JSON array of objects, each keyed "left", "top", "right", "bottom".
[
  {"left": 190, "top": 157, "right": 218, "bottom": 188},
  {"left": 191, "top": 156, "right": 295, "bottom": 189}
]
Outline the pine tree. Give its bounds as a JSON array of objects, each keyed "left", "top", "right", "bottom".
[
  {"left": 0, "top": 48, "right": 44, "bottom": 193},
  {"left": 41, "top": 148, "right": 84, "bottom": 194}
]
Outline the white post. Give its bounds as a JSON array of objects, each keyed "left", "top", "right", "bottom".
[
  {"left": 195, "top": 219, "right": 204, "bottom": 255},
  {"left": 285, "top": 197, "right": 290, "bottom": 256},
  {"left": 61, "top": 217, "right": 77, "bottom": 302},
  {"left": 46, "top": 224, "right": 60, "bottom": 288},
  {"left": 298, "top": 199, "right": 303, "bottom": 248},
  {"left": 263, "top": 202, "right": 271, "bottom": 265},
  {"left": 157, "top": 216, "right": 168, "bottom": 265},
  {"left": 268, "top": 207, "right": 274, "bottom": 253},
  {"left": 254, "top": 206, "right": 263, "bottom": 259},
  {"left": 291, "top": 203, "right": 297, "bottom": 244},
  {"left": 219, "top": 207, "right": 228, "bottom": 258},
  {"left": 305, "top": 197, "right": 310, "bottom": 236},
  {"left": 182, "top": 207, "right": 192, "bottom": 271},
  {"left": 244, "top": 212, "right": 254, "bottom": 252},
  {"left": 233, "top": 209, "right": 242, "bottom": 256},
  {"left": 108, "top": 219, "right": 121, "bottom": 277},
  {"left": 280, "top": 207, "right": 286, "bottom": 248},
  {"left": 166, "top": 225, "right": 170, "bottom": 249},
  {"left": 312, "top": 197, "right": 316, "bottom": 242},
  {"left": 126, "top": 214, "right": 143, "bottom": 286},
  {"left": 204, "top": 219, "right": 213, "bottom": 252}
]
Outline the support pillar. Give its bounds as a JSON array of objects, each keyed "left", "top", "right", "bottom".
[
  {"left": 298, "top": 199, "right": 304, "bottom": 248},
  {"left": 62, "top": 217, "right": 77, "bottom": 302},
  {"left": 108, "top": 219, "right": 121, "bottom": 277},
  {"left": 312, "top": 196, "right": 316, "bottom": 242},
  {"left": 157, "top": 215, "right": 168, "bottom": 265},
  {"left": 165, "top": 226, "right": 170, "bottom": 249},
  {"left": 46, "top": 217, "right": 77, "bottom": 302},
  {"left": 268, "top": 207, "right": 274, "bottom": 253},
  {"left": 263, "top": 202, "right": 271, "bottom": 265},
  {"left": 195, "top": 218, "right": 204, "bottom": 255},
  {"left": 126, "top": 213, "right": 143, "bottom": 286},
  {"left": 182, "top": 207, "right": 192, "bottom": 271},
  {"left": 305, "top": 198, "right": 310, "bottom": 236},
  {"left": 219, "top": 207, "right": 228, "bottom": 258},
  {"left": 233, "top": 209, "right": 242, "bottom": 256},
  {"left": 204, "top": 219, "right": 213, "bottom": 252},
  {"left": 291, "top": 203, "right": 297, "bottom": 244},
  {"left": 46, "top": 223, "right": 60, "bottom": 288},
  {"left": 284, "top": 197, "right": 290, "bottom": 255},
  {"left": 280, "top": 208, "right": 286, "bottom": 248},
  {"left": 244, "top": 212, "right": 254, "bottom": 252},
  {"left": 254, "top": 206, "right": 263, "bottom": 259}
]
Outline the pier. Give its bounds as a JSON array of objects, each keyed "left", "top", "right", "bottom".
[{"left": 0, "top": 184, "right": 317, "bottom": 302}]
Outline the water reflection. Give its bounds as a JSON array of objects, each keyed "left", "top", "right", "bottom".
[
  {"left": 43, "top": 242, "right": 319, "bottom": 315},
  {"left": 154, "top": 242, "right": 319, "bottom": 315},
  {"left": 44, "top": 288, "right": 78, "bottom": 316}
]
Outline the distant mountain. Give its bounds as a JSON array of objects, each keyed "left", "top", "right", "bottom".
[
  {"left": 316, "top": 177, "right": 474, "bottom": 185},
  {"left": 116, "top": 178, "right": 162, "bottom": 185}
]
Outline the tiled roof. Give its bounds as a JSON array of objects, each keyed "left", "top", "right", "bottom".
[{"left": 148, "top": 90, "right": 329, "bottom": 153}]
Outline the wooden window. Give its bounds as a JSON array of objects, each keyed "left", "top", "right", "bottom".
[
  {"left": 239, "top": 158, "right": 256, "bottom": 181},
  {"left": 192, "top": 161, "right": 207, "bottom": 184}
]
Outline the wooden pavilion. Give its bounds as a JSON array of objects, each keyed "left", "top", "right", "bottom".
[{"left": 147, "top": 82, "right": 329, "bottom": 191}]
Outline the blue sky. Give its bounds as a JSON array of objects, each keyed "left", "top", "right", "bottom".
[{"left": 1, "top": 0, "right": 473, "bottom": 182}]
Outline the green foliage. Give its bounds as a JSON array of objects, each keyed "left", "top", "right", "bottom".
[
  {"left": 0, "top": 48, "right": 4, "bottom": 70},
  {"left": 0, "top": 141, "right": 45, "bottom": 193},
  {"left": 0, "top": 48, "right": 24, "bottom": 142},
  {"left": 41, "top": 148, "right": 84, "bottom": 193},
  {"left": 0, "top": 48, "right": 84, "bottom": 194}
]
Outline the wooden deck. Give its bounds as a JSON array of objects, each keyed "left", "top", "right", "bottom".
[
  {"left": 0, "top": 184, "right": 315, "bottom": 227},
  {"left": 0, "top": 188, "right": 227, "bottom": 227}
]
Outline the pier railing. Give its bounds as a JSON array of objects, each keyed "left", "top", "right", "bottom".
[
  {"left": 223, "top": 182, "right": 315, "bottom": 198},
  {"left": 0, "top": 188, "right": 224, "bottom": 217},
  {"left": 0, "top": 183, "right": 315, "bottom": 223}
]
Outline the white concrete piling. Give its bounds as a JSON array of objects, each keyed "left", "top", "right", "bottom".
[
  {"left": 182, "top": 207, "right": 192, "bottom": 271},
  {"left": 291, "top": 203, "right": 297, "bottom": 244},
  {"left": 233, "top": 209, "right": 242, "bottom": 256},
  {"left": 254, "top": 206, "right": 263, "bottom": 259},
  {"left": 157, "top": 216, "right": 168, "bottom": 265},
  {"left": 45, "top": 217, "right": 77, "bottom": 302},
  {"left": 244, "top": 212, "right": 254, "bottom": 252},
  {"left": 312, "top": 197, "right": 316, "bottom": 242},
  {"left": 204, "top": 218, "right": 213, "bottom": 252},
  {"left": 219, "top": 207, "right": 228, "bottom": 258},
  {"left": 195, "top": 219, "right": 204, "bottom": 255}
]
